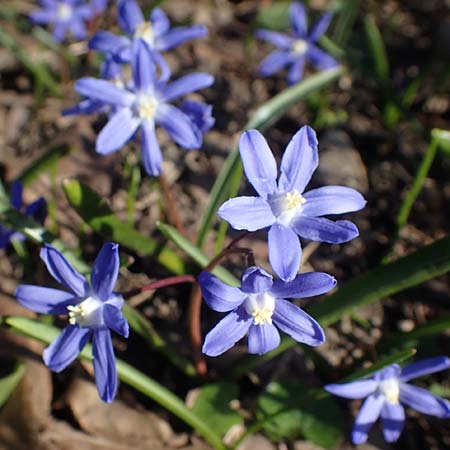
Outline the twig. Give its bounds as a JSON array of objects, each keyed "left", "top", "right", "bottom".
[{"left": 123, "top": 275, "right": 196, "bottom": 299}]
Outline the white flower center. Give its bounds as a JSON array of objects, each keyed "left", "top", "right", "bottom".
[
  {"left": 134, "top": 21, "right": 155, "bottom": 46},
  {"left": 244, "top": 292, "right": 276, "bottom": 325},
  {"left": 67, "top": 296, "right": 103, "bottom": 328},
  {"left": 57, "top": 3, "right": 72, "bottom": 21},
  {"left": 136, "top": 94, "right": 158, "bottom": 120},
  {"left": 292, "top": 39, "right": 308, "bottom": 55},
  {"left": 379, "top": 378, "right": 400, "bottom": 404},
  {"left": 268, "top": 190, "right": 306, "bottom": 227}
]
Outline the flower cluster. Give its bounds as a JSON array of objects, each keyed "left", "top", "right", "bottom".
[{"left": 256, "top": 1, "right": 338, "bottom": 84}]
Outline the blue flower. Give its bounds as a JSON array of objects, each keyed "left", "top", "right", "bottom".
[
  {"left": 89, "top": 0, "right": 207, "bottom": 79},
  {"left": 200, "top": 266, "right": 335, "bottom": 356},
  {"left": 74, "top": 40, "right": 214, "bottom": 176},
  {"left": 16, "top": 243, "right": 129, "bottom": 403},
  {"left": 256, "top": 1, "right": 338, "bottom": 84},
  {"left": 30, "top": 0, "right": 99, "bottom": 43},
  {"left": 0, "top": 181, "right": 47, "bottom": 249},
  {"left": 325, "top": 357, "right": 450, "bottom": 444},
  {"left": 218, "top": 127, "right": 366, "bottom": 282}
]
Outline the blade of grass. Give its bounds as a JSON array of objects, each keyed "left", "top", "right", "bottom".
[
  {"left": 0, "top": 362, "right": 26, "bottom": 408},
  {"left": 363, "top": 14, "right": 389, "bottom": 84},
  {"left": 231, "top": 236, "right": 450, "bottom": 377},
  {"left": 332, "top": 0, "right": 360, "bottom": 48},
  {"left": 196, "top": 67, "right": 344, "bottom": 248},
  {"left": 5, "top": 317, "right": 227, "bottom": 450}
]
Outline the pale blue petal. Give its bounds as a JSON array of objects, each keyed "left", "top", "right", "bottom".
[
  {"left": 287, "top": 56, "right": 305, "bottom": 84},
  {"left": 380, "top": 402, "right": 405, "bottom": 443},
  {"left": 258, "top": 50, "right": 291, "bottom": 77},
  {"left": 16, "top": 284, "right": 76, "bottom": 315},
  {"left": 150, "top": 8, "right": 170, "bottom": 35},
  {"left": 308, "top": 12, "right": 333, "bottom": 42},
  {"left": 307, "top": 44, "right": 338, "bottom": 69},
  {"left": 156, "top": 25, "right": 207, "bottom": 51},
  {"left": 91, "top": 243, "right": 120, "bottom": 301},
  {"left": 117, "top": 0, "right": 143, "bottom": 35},
  {"left": 75, "top": 78, "right": 135, "bottom": 106},
  {"left": 248, "top": 323, "right": 280, "bottom": 355},
  {"left": 400, "top": 356, "right": 450, "bottom": 382},
  {"left": 272, "top": 298, "right": 324, "bottom": 346},
  {"left": 141, "top": 120, "right": 163, "bottom": 176},
  {"left": 255, "top": 30, "right": 293, "bottom": 48},
  {"left": 270, "top": 272, "right": 336, "bottom": 299},
  {"left": 278, "top": 125, "right": 318, "bottom": 194},
  {"left": 268, "top": 223, "right": 301, "bottom": 282},
  {"left": 399, "top": 384, "right": 450, "bottom": 418},
  {"left": 325, "top": 380, "right": 378, "bottom": 399},
  {"left": 199, "top": 272, "right": 245, "bottom": 313},
  {"left": 161, "top": 73, "right": 214, "bottom": 102},
  {"left": 131, "top": 40, "right": 157, "bottom": 91},
  {"left": 351, "top": 394, "right": 384, "bottom": 444},
  {"left": 218, "top": 196, "right": 275, "bottom": 231},
  {"left": 103, "top": 304, "right": 129, "bottom": 338},
  {"left": 289, "top": 2, "right": 307, "bottom": 38},
  {"left": 240, "top": 266, "right": 273, "bottom": 294},
  {"left": 89, "top": 31, "right": 128, "bottom": 54}
]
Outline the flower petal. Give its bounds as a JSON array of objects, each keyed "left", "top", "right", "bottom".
[
  {"left": 351, "top": 394, "right": 384, "bottom": 445},
  {"left": 180, "top": 100, "right": 215, "bottom": 133},
  {"left": 287, "top": 56, "right": 305, "bottom": 84},
  {"left": 241, "top": 267, "right": 273, "bottom": 294},
  {"left": 69, "top": 19, "right": 87, "bottom": 40},
  {"left": 89, "top": 31, "right": 128, "bottom": 53},
  {"left": 325, "top": 380, "right": 378, "bottom": 399},
  {"left": 278, "top": 125, "right": 318, "bottom": 194},
  {"left": 292, "top": 216, "right": 359, "bottom": 244},
  {"left": 25, "top": 197, "right": 47, "bottom": 224},
  {"left": 248, "top": 323, "right": 280, "bottom": 355},
  {"left": 131, "top": 40, "right": 157, "bottom": 91},
  {"left": 91, "top": 243, "right": 120, "bottom": 301},
  {"left": 218, "top": 196, "right": 275, "bottom": 232},
  {"left": 75, "top": 78, "right": 135, "bottom": 107},
  {"left": 29, "top": 10, "right": 58, "bottom": 24},
  {"left": 308, "top": 12, "right": 333, "bottom": 42},
  {"left": 93, "top": 328, "right": 118, "bottom": 403},
  {"left": 302, "top": 186, "right": 366, "bottom": 217},
  {"left": 150, "top": 8, "right": 170, "bottom": 35},
  {"left": 258, "top": 50, "right": 291, "bottom": 77},
  {"left": 161, "top": 73, "right": 214, "bottom": 102},
  {"left": 239, "top": 130, "right": 278, "bottom": 198},
  {"left": 399, "top": 383, "right": 450, "bottom": 418},
  {"left": 103, "top": 304, "right": 129, "bottom": 338},
  {"left": 270, "top": 272, "right": 336, "bottom": 299},
  {"left": 156, "top": 103, "right": 201, "bottom": 149},
  {"left": 140, "top": 120, "right": 163, "bottom": 176},
  {"left": 43, "top": 325, "right": 91, "bottom": 372},
  {"left": 199, "top": 272, "right": 245, "bottom": 312},
  {"left": 16, "top": 284, "right": 76, "bottom": 315},
  {"left": 289, "top": 1, "right": 307, "bottom": 38},
  {"left": 268, "top": 223, "right": 301, "bottom": 282},
  {"left": 156, "top": 25, "right": 207, "bottom": 51},
  {"left": 10, "top": 181, "right": 23, "bottom": 210},
  {"left": 380, "top": 402, "right": 405, "bottom": 443},
  {"left": 255, "top": 30, "right": 293, "bottom": 48},
  {"left": 40, "top": 244, "right": 88, "bottom": 297},
  {"left": 52, "top": 23, "right": 68, "bottom": 43},
  {"left": 307, "top": 44, "right": 338, "bottom": 70},
  {"left": 96, "top": 108, "right": 141, "bottom": 155},
  {"left": 202, "top": 306, "right": 252, "bottom": 357},
  {"left": 272, "top": 299, "right": 324, "bottom": 346},
  {"left": 117, "top": 0, "right": 144, "bottom": 35},
  {"left": 400, "top": 356, "right": 450, "bottom": 382}
]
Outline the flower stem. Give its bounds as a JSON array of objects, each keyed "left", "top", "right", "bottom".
[{"left": 123, "top": 275, "right": 196, "bottom": 299}]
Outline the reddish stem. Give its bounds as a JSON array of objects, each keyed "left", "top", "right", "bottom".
[{"left": 123, "top": 275, "right": 196, "bottom": 299}]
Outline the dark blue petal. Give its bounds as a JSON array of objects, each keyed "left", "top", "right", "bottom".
[
  {"left": 400, "top": 356, "right": 450, "bottom": 382},
  {"left": 272, "top": 298, "right": 324, "bottom": 346},
  {"left": 308, "top": 12, "right": 333, "bottom": 42},
  {"left": 91, "top": 243, "right": 120, "bottom": 301},
  {"left": 156, "top": 104, "right": 201, "bottom": 149},
  {"left": 258, "top": 50, "right": 291, "bottom": 77},
  {"left": 306, "top": 44, "right": 338, "bottom": 70},
  {"left": 43, "top": 325, "right": 91, "bottom": 372},
  {"left": 10, "top": 181, "right": 23, "bottom": 210},
  {"left": 255, "top": 30, "right": 293, "bottom": 48},
  {"left": 199, "top": 271, "right": 245, "bottom": 313},
  {"left": 278, "top": 125, "right": 318, "bottom": 194},
  {"left": 248, "top": 323, "right": 280, "bottom": 355},
  {"left": 89, "top": 31, "right": 128, "bottom": 54},
  {"left": 63, "top": 98, "right": 106, "bottom": 116},
  {"left": 156, "top": 25, "right": 207, "bottom": 51},
  {"left": 218, "top": 196, "right": 275, "bottom": 231},
  {"left": 75, "top": 78, "right": 135, "bottom": 107},
  {"left": 140, "top": 120, "right": 163, "bottom": 176},
  {"left": 292, "top": 216, "right": 359, "bottom": 244},
  {"left": 161, "top": 73, "right": 214, "bottom": 102},
  {"left": 268, "top": 223, "right": 301, "bottom": 282},
  {"left": 93, "top": 328, "right": 118, "bottom": 403},
  {"left": 351, "top": 394, "right": 384, "bottom": 444},
  {"left": 25, "top": 197, "right": 47, "bottom": 224},
  {"left": 380, "top": 402, "right": 405, "bottom": 443},
  {"left": 16, "top": 284, "right": 76, "bottom": 315},
  {"left": 239, "top": 130, "right": 278, "bottom": 198},
  {"left": 202, "top": 306, "right": 252, "bottom": 357},
  {"left": 180, "top": 100, "right": 215, "bottom": 133},
  {"left": 40, "top": 244, "right": 88, "bottom": 297},
  {"left": 399, "top": 383, "right": 450, "bottom": 418},
  {"left": 240, "top": 266, "right": 273, "bottom": 294},
  {"left": 117, "top": 0, "right": 144, "bottom": 35},
  {"left": 289, "top": 1, "right": 307, "bottom": 38},
  {"left": 270, "top": 272, "right": 336, "bottom": 299},
  {"left": 102, "top": 303, "right": 128, "bottom": 337},
  {"left": 325, "top": 380, "right": 378, "bottom": 399},
  {"left": 374, "top": 364, "right": 401, "bottom": 381},
  {"left": 96, "top": 108, "right": 141, "bottom": 155}
]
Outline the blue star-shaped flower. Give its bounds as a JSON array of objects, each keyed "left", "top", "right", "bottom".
[
  {"left": 256, "top": 1, "right": 338, "bottom": 84},
  {"left": 325, "top": 357, "right": 450, "bottom": 444},
  {"left": 200, "top": 266, "right": 336, "bottom": 356},
  {"left": 218, "top": 126, "right": 366, "bottom": 282},
  {"left": 16, "top": 243, "right": 129, "bottom": 403}
]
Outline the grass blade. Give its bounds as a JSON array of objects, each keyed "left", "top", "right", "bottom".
[{"left": 0, "top": 362, "right": 26, "bottom": 408}]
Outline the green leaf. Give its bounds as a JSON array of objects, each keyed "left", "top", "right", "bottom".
[
  {"left": 0, "top": 362, "right": 26, "bottom": 408},
  {"left": 196, "top": 67, "right": 344, "bottom": 248},
  {"left": 191, "top": 382, "right": 242, "bottom": 438},
  {"left": 256, "top": 381, "right": 344, "bottom": 448},
  {"left": 332, "top": 0, "right": 360, "bottom": 47},
  {"left": 255, "top": 1, "right": 290, "bottom": 30},
  {"left": 363, "top": 15, "right": 389, "bottom": 84},
  {"left": 232, "top": 236, "right": 450, "bottom": 376},
  {"left": 433, "top": 128, "right": 450, "bottom": 156},
  {"left": 156, "top": 222, "right": 239, "bottom": 286},
  {"left": 5, "top": 317, "right": 227, "bottom": 450},
  {"left": 62, "top": 179, "right": 185, "bottom": 275}
]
